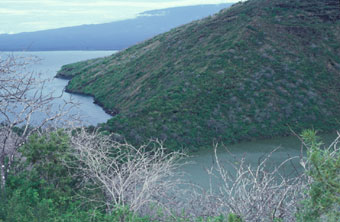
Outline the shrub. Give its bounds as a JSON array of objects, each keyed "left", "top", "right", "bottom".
[{"left": 297, "top": 130, "right": 340, "bottom": 221}]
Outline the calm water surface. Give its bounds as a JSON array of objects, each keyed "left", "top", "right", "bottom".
[
  {"left": 181, "top": 132, "right": 336, "bottom": 188},
  {"left": 2, "top": 51, "right": 336, "bottom": 188},
  {"left": 4, "top": 51, "right": 116, "bottom": 125}
]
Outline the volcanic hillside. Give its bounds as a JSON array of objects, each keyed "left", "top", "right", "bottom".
[{"left": 57, "top": 0, "right": 340, "bottom": 150}]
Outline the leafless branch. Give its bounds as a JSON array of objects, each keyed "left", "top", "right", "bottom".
[
  {"left": 181, "top": 144, "right": 309, "bottom": 222},
  {"left": 64, "top": 128, "right": 186, "bottom": 218},
  {"left": 0, "top": 53, "right": 79, "bottom": 195}
]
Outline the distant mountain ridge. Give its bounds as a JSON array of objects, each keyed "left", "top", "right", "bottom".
[
  {"left": 0, "top": 4, "right": 231, "bottom": 51},
  {"left": 57, "top": 0, "right": 340, "bottom": 150}
]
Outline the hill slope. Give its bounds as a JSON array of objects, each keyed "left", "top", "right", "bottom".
[
  {"left": 0, "top": 4, "right": 231, "bottom": 51},
  {"left": 57, "top": 0, "right": 340, "bottom": 150}
]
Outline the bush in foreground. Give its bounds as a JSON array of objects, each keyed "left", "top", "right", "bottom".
[
  {"left": 0, "top": 128, "right": 339, "bottom": 221},
  {"left": 297, "top": 130, "right": 340, "bottom": 222}
]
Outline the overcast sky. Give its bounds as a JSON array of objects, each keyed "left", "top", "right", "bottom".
[{"left": 0, "top": 0, "right": 238, "bottom": 34}]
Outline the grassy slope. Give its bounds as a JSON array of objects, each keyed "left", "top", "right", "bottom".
[{"left": 57, "top": 0, "right": 340, "bottom": 151}]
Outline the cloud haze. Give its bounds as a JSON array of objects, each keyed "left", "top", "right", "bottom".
[{"left": 0, "top": 0, "right": 238, "bottom": 34}]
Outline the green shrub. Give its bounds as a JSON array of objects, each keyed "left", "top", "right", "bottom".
[{"left": 297, "top": 130, "right": 340, "bottom": 221}]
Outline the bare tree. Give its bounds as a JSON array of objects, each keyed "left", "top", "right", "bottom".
[
  {"left": 182, "top": 145, "right": 309, "bottom": 222},
  {"left": 63, "top": 128, "right": 313, "bottom": 221},
  {"left": 0, "top": 53, "right": 77, "bottom": 198},
  {"left": 65, "top": 128, "right": 186, "bottom": 218}
]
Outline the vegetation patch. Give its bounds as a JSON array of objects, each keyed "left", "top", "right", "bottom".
[{"left": 57, "top": 0, "right": 340, "bottom": 150}]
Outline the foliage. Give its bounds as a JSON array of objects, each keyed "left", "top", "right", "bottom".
[
  {"left": 227, "top": 213, "right": 243, "bottom": 222},
  {"left": 0, "top": 130, "right": 153, "bottom": 222},
  {"left": 0, "top": 130, "right": 246, "bottom": 221},
  {"left": 1, "top": 131, "right": 75, "bottom": 221},
  {"left": 0, "top": 53, "right": 77, "bottom": 204},
  {"left": 19, "top": 130, "right": 75, "bottom": 195},
  {"left": 1, "top": 129, "right": 340, "bottom": 221},
  {"left": 56, "top": 0, "right": 340, "bottom": 151},
  {"left": 297, "top": 130, "right": 340, "bottom": 221}
]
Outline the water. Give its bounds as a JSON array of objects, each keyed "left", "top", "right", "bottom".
[
  {"left": 1, "top": 51, "right": 116, "bottom": 126},
  {"left": 1, "top": 51, "right": 337, "bottom": 189},
  {"left": 181, "top": 132, "right": 337, "bottom": 189}
]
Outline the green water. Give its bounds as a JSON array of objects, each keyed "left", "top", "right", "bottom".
[
  {"left": 180, "top": 132, "right": 337, "bottom": 188},
  {"left": 3, "top": 52, "right": 336, "bottom": 190}
]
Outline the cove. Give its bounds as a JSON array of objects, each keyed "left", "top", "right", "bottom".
[
  {"left": 3, "top": 50, "right": 116, "bottom": 126},
  {"left": 181, "top": 132, "right": 337, "bottom": 188},
  {"left": 3, "top": 51, "right": 336, "bottom": 189}
]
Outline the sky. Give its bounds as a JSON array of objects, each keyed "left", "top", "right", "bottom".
[{"left": 0, "top": 0, "right": 238, "bottom": 34}]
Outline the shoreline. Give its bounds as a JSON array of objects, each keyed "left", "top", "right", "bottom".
[{"left": 58, "top": 77, "right": 118, "bottom": 117}]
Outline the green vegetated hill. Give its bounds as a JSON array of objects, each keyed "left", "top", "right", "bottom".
[{"left": 57, "top": 0, "right": 340, "bottom": 151}]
